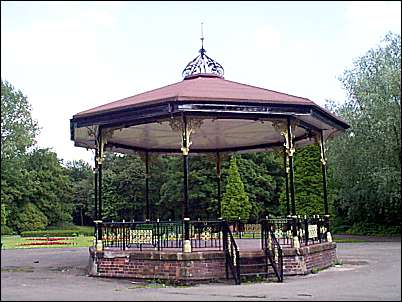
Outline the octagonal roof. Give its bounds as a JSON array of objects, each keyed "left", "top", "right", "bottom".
[{"left": 74, "top": 74, "right": 317, "bottom": 119}]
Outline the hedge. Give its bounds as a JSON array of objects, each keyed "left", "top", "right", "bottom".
[{"left": 20, "top": 229, "right": 94, "bottom": 237}]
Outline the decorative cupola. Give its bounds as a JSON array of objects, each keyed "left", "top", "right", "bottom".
[{"left": 182, "top": 23, "right": 224, "bottom": 79}]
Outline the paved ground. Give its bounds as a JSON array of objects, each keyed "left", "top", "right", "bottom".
[{"left": 1, "top": 240, "right": 401, "bottom": 301}]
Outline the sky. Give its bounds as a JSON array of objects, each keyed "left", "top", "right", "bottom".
[{"left": 1, "top": 1, "right": 401, "bottom": 165}]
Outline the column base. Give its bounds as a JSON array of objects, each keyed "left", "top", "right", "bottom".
[
  {"left": 96, "top": 240, "right": 103, "bottom": 252},
  {"left": 292, "top": 236, "right": 300, "bottom": 249},
  {"left": 327, "top": 232, "right": 333, "bottom": 242},
  {"left": 183, "top": 240, "right": 192, "bottom": 253}
]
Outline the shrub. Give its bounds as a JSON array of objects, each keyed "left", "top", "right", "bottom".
[
  {"left": 1, "top": 203, "right": 7, "bottom": 226},
  {"left": 15, "top": 203, "right": 48, "bottom": 232},
  {"left": 1, "top": 225, "right": 15, "bottom": 235},
  {"left": 345, "top": 222, "right": 401, "bottom": 236},
  {"left": 20, "top": 228, "right": 94, "bottom": 237},
  {"left": 331, "top": 225, "right": 351, "bottom": 234}
]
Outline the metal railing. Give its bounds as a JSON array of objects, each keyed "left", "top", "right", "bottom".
[
  {"left": 266, "top": 215, "right": 330, "bottom": 247},
  {"left": 97, "top": 219, "right": 224, "bottom": 251},
  {"left": 222, "top": 221, "right": 241, "bottom": 285},
  {"left": 190, "top": 220, "right": 223, "bottom": 250},
  {"left": 227, "top": 220, "right": 262, "bottom": 239},
  {"left": 262, "top": 219, "right": 283, "bottom": 282},
  {"left": 95, "top": 215, "right": 330, "bottom": 251}
]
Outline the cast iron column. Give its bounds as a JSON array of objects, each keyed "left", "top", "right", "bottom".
[
  {"left": 98, "top": 158, "right": 103, "bottom": 222},
  {"left": 182, "top": 116, "right": 190, "bottom": 242},
  {"left": 94, "top": 150, "right": 98, "bottom": 221},
  {"left": 97, "top": 129, "right": 103, "bottom": 242},
  {"left": 320, "top": 131, "right": 329, "bottom": 215},
  {"left": 283, "top": 145, "right": 290, "bottom": 216},
  {"left": 287, "top": 117, "right": 296, "bottom": 216},
  {"left": 145, "top": 151, "right": 150, "bottom": 221},
  {"left": 216, "top": 152, "right": 222, "bottom": 218}
]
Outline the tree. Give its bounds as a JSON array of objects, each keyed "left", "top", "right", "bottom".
[
  {"left": 1, "top": 79, "right": 39, "bottom": 160},
  {"left": 221, "top": 156, "right": 251, "bottom": 221},
  {"left": 15, "top": 202, "right": 48, "bottom": 232},
  {"left": 101, "top": 153, "right": 148, "bottom": 221},
  {"left": 236, "top": 152, "right": 282, "bottom": 220},
  {"left": 23, "top": 148, "right": 74, "bottom": 225},
  {"left": 279, "top": 144, "right": 323, "bottom": 216},
  {"left": 1, "top": 79, "right": 41, "bottom": 232},
  {"left": 1, "top": 203, "right": 6, "bottom": 226},
  {"left": 66, "top": 160, "right": 94, "bottom": 226},
  {"left": 326, "top": 32, "right": 401, "bottom": 229}
]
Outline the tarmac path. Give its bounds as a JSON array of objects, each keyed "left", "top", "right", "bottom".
[{"left": 1, "top": 240, "right": 401, "bottom": 301}]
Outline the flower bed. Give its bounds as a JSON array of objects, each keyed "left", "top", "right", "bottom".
[
  {"left": 26, "top": 237, "right": 66, "bottom": 241},
  {"left": 18, "top": 241, "right": 73, "bottom": 246},
  {"left": 17, "top": 237, "right": 76, "bottom": 246}
]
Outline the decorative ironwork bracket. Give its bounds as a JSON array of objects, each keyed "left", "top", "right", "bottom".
[
  {"left": 169, "top": 117, "right": 203, "bottom": 155},
  {"left": 86, "top": 126, "right": 116, "bottom": 165},
  {"left": 314, "top": 132, "right": 327, "bottom": 166},
  {"left": 272, "top": 121, "right": 296, "bottom": 157}
]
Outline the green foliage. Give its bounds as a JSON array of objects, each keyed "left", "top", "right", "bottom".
[
  {"left": 221, "top": 156, "right": 251, "bottom": 220},
  {"left": 1, "top": 225, "right": 15, "bottom": 235},
  {"left": 279, "top": 144, "right": 324, "bottom": 216},
  {"left": 1, "top": 203, "right": 6, "bottom": 226},
  {"left": 311, "top": 267, "right": 320, "bottom": 274},
  {"left": 236, "top": 152, "right": 283, "bottom": 220},
  {"left": 102, "top": 154, "right": 148, "bottom": 221},
  {"left": 65, "top": 160, "right": 94, "bottom": 225},
  {"left": 345, "top": 222, "right": 401, "bottom": 236},
  {"left": 1, "top": 79, "right": 39, "bottom": 160},
  {"left": 15, "top": 202, "right": 48, "bottom": 232},
  {"left": 326, "top": 32, "right": 401, "bottom": 228},
  {"left": 1, "top": 80, "right": 74, "bottom": 233},
  {"left": 24, "top": 148, "right": 74, "bottom": 225}
]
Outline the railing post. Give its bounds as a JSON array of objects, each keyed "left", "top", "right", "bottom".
[
  {"left": 292, "top": 216, "right": 300, "bottom": 248},
  {"left": 122, "top": 220, "right": 126, "bottom": 251},
  {"left": 236, "top": 250, "right": 241, "bottom": 285},
  {"left": 317, "top": 215, "right": 322, "bottom": 243},
  {"left": 238, "top": 217, "right": 242, "bottom": 239},
  {"left": 222, "top": 222, "right": 229, "bottom": 279},
  {"left": 304, "top": 216, "right": 309, "bottom": 246},
  {"left": 94, "top": 220, "right": 103, "bottom": 251},
  {"left": 279, "top": 248, "right": 284, "bottom": 282},
  {"left": 325, "top": 214, "right": 333, "bottom": 242},
  {"left": 157, "top": 218, "right": 160, "bottom": 251}
]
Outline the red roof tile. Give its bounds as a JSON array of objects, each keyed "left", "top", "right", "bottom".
[{"left": 74, "top": 74, "right": 315, "bottom": 118}]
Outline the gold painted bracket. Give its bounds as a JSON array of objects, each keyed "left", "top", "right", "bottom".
[
  {"left": 169, "top": 116, "right": 203, "bottom": 155},
  {"left": 314, "top": 132, "right": 327, "bottom": 166},
  {"left": 272, "top": 120, "right": 296, "bottom": 157}
]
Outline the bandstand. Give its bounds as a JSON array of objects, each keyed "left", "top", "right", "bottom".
[{"left": 70, "top": 36, "right": 349, "bottom": 284}]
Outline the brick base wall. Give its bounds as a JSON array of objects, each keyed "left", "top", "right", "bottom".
[
  {"left": 283, "top": 242, "right": 337, "bottom": 275},
  {"left": 89, "top": 248, "right": 226, "bottom": 283},
  {"left": 88, "top": 242, "right": 336, "bottom": 282}
]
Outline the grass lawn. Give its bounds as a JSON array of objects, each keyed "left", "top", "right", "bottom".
[
  {"left": 1, "top": 235, "right": 94, "bottom": 249},
  {"left": 333, "top": 238, "right": 367, "bottom": 243}
]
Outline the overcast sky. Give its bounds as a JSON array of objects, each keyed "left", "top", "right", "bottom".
[{"left": 1, "top": 1, "right": 401, "bottom": 165}]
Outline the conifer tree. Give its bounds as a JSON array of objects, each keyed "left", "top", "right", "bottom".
[{"left": 221, "top": 156, "right": 251, "bottom": 220}]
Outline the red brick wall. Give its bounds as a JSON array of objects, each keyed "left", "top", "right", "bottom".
[
  {"left": 90, "top": 249, "right": 226, "bottom": 282},
  {"left": 89, "top": 242, "right": 336, "bottom": 281},
  {"left": 282, "top": 242, "right": 337, "bottom": 275}
]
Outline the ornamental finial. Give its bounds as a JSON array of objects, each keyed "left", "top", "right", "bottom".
[
  {"left": 200, "top": 22, "right": 204, "bottom": 51},
  {"left": 182, "top": 24, "right": 224, "bottom": 78}
]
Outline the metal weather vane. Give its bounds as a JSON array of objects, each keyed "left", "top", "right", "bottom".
[{"left": 182, "top": 22, "right": 224, "bottom": 78}]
